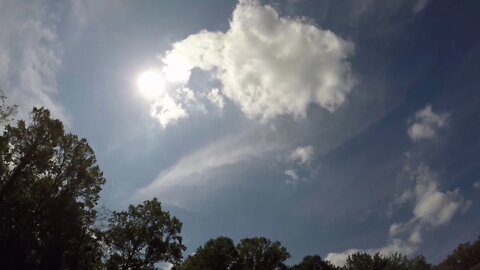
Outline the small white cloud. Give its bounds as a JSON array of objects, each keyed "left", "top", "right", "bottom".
[
  {"left": 207, "top": 88, "right": 225, "bottom": 109},
  {"left": 284, "top": 169, "right": 299, "bottom": 184},
  {"left": 410, "top": 165, "right": 469, "bottom": 226},
  {"left": 158, "top": 0, "right": 355, "bottom": 121},
  {"left": 290, "top": 145, "right": 314, "bottom": 165},
  {"left": 149, "top": 94, "right": 188, "bottom": 128},
  {"left": 326, "top": 165, "right": 470, "bottom": 267},
  {"left": 325, "top": 248, "right": 361, "bottom": 267},
  {"left": 474, "top": 180, "right": 480, "bottom": 191},
  {"left": 407, "top": 105, "right": 449, "bottom": 141}
]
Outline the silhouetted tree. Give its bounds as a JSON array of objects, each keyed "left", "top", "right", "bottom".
[
  {"left": 291, "top": 255, "right": 338, "bottom": 270},
  {"left": 236, "top": 237, "right": 290, "bottom": 270},
  {"left": 342, "top": 252, "right": 431, "bottom": 270},
  {"left": 0, "top": 90, "right": 17, "bottom": 125},
  {"left": 179, "top": 237, "right": 238, "bottom": 270},
  {"left": 0, "top": 107, "right": 105, "bottom": 269},
  {"left": 104, "top": 198, "right": 186, "bottom": 270},
  {"left": 434, "top": 237, "right": 480, "bottom": 270}
]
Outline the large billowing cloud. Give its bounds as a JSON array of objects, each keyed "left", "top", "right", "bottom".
[
  {"left": 154, "top": 0, "right": 355, "bottom": 127},
  {"left": 407, "top": 105, "right": 449, "bottom": 141},
  {"left": 0, "top": 0, "right": 67, "bottom": 123},
  {"left": 326, "top": 165, "right": 470, "bottom": 267}
]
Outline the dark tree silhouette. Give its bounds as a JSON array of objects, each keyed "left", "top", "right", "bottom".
[
  {"left": 342, "top": 252, "right": 431, "bottom": 270},
  {"left": 0, "top": 90, "right": 17, "bottom": 125},
  {"left": 0, "top": 107, "right": 105, "bottom": 269},
  {"left": 434, "top": 237, "right": 480, "bottom": 270},
  {"left": 291, "top": 255, "right": 337, "bottom": 270},
  {"left": 179, "top": 237, "right": 238, "bottom": 270},
  {"left": 104, "top": 198, "right": 186, "bottom": 270},
  {"left": 236, "top": 237, "right": 290, "bottom": 270}
]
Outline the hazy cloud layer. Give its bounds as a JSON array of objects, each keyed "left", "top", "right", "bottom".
[
  {"left": 407, "top": 105, "right": 449, "bottom": 141},
  {"left": 0, "top": 0, "right": 66, "bottom": 122},
  {"left": 158, "top": 0, "right": 355, "bottom": 123},
  {"left": 326, "top": 165, "right": 470, "bottom": 266}
]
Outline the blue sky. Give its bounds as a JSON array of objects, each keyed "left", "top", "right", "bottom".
[{"left": 1, "top": 0, "right": 480, "bottom": 266}]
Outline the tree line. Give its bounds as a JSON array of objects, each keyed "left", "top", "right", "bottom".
[{"left": 0, "top": 103, "right": 478, "bottom": 269}]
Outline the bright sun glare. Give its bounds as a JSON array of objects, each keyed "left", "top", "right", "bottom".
[{"left": 137, "top": 70, "right": 165, "bottom": 99}]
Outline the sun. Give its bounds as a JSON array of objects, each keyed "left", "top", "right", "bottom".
[{"left": 137, "top": 69, "right": 165, "bottom": 99}]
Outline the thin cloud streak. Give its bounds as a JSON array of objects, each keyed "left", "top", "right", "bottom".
[
  {"left": 0, "top": 0, "right": 68, "bottom": 124},
  {"left": 134, "top": 129, "right": 285, "bottom": 205}
]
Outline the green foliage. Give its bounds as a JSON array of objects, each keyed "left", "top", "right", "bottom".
[
  {"left": 104, "top": 198, "right": 186, "bottom": 270},
  {"left": 0, "top": 107, "right": 105, "bottom": 269}
]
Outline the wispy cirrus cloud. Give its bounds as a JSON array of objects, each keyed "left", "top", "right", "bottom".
[
  {"left": 0, "top": 0, "right": 67, "bottom": 123},
  {"left": 134, "top": 129, "right": 284, "bottom": 207}
]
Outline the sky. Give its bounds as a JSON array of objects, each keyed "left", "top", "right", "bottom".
[{"left": 1, "top": 0, "right": 480, "bottom": 266}]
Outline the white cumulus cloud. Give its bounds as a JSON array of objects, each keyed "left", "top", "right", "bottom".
[
  {"left": 326, "top": 165, "right": 470, "bottom": 267},
  {"left": 158, "top": 0, "right": 355, "bottom": 122},
  {"left": 284, "top": 169, "right": 299, "bottom": 184},
  {"left": 290, "top": 145, "right": 314, "bottom": 164},
  {"left": 149, "top": 94, "right": 188, "bottom": 128},
  {"left": 407, "top": 105, "right": 449, "bottom": 141},
  {"left": 474, "top": 180, "right": 480, "bottom": 191}
]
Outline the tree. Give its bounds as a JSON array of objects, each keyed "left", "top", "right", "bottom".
[
  {"left": 0, "top": 107, "right": 106, "bottom": 269},
  {"left": 104, "top": 198, "right": 186, "bottom": 270},
  {"left": 0, "top": 90, "right": 17, "bottom": 126},
  {"left": 435, "top": 237, "right": 480, "bottom": 270},
  {"left": 291, "top": 255, "right": 338, "bottom": 270},
  {"left": 236, "top": 237, "right": 290, "bottom": 270},
  {"left": 179, "top": 237, "right": 238, "bottom": 270},
  {"left": 342, "top": 252, "right": 431, "bottom": 270}
]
